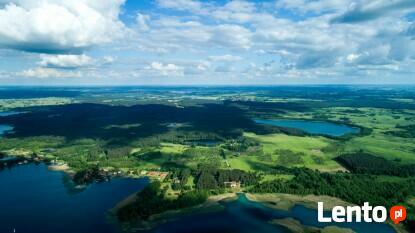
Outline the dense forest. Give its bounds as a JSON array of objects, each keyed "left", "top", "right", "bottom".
[
  {"left": 72, "top": 165, "right": 109, "bottom": 185},
  {"left": 0, "top": 103, "right": 287, "bottom": 143},
  {"left": 250, "top": 168, "right": 415, "bottom": 208},
  {"left": 117, "top": 182, "right": 208, "bottom": 222},
  {"left": 336, "top": 152, "right": 415, "bottom": 177},
  {"left": 250, "top": 167, "right": 415, "bottom": 231},
  {"left": 193, "top": 167, "right": 260, "bottom": 190}
]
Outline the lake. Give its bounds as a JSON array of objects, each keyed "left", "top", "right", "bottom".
[
  {"left": 184, "top": 139, "right": 220, "bottom": 147},
  {"left": 0, "top": 164, "right": 149, "bottom": 233},
  {"left": 254, "top": 119, "right": 360, "bottom": 137},
  {"left": 148, "top": 194, "right": 395, "bottom": 233}
]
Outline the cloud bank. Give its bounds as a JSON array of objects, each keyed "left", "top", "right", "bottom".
[{"left": 0, "top": 0, "right": 414, "bottom": 84}]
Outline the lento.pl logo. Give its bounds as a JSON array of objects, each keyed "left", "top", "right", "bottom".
[
  {"left": 390, "top": 206, "right": 407, "bottom": 225},
  {"left": 318, "top": 202, "right": 407, "bottom": 224}
]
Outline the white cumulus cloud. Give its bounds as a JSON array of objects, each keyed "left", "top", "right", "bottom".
[
  {"left": 147, "top": 62, "right": 184, "bottom": 76},
  {"left": 39, "top": 54, "right": 92, "bottom": 68},
  {"left": 18, "top": 67, "right": 82, "bottom": 78},
  {"left": 0, "top": 0, "right": 126, "bottom": 53}
]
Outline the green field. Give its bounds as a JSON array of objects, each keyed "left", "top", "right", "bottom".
[
  {"left": 324, "top": 107, "right": 415, "bottom": 163},
  {"left": 234, "top": 132, "right": 345, "bottom": 172}
]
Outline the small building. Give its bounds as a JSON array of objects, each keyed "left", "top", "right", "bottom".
[
  {"left": 224, "top": 181, "right": 241, "bottom": 189},
  {"left": 147, "top": 171, "right": 169, "bottom": 181}
]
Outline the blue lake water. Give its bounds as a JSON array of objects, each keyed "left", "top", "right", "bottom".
[
  {"left": 185, "top": 139, "right": 220, "bottom": 146},
  {"left": 0, "top": 124, "right": 13, "bottom": 136},
  {"left": 0, "top": 111, "right": 24, "bottom": 117},
  {"left": 0, "top": 111, "right": 22, "bottom": 137},
  {"left": 149, "top": 194, "right": 396, "bottom": 233},
  {"left": 0, "top": 164, "right": 149, "bottom": 233},
  {"left": 254, "top": 119, "right": 360, "bottom": 137}
]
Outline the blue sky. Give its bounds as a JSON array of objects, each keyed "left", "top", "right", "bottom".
[{"left": 0, "top": 0, "right": 414, "bottom": 85}]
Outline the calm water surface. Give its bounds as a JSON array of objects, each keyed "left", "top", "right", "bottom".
[
  {"left": 0, "top": 164, "right": 148, "bottom": 233},
  {"left": 255, "top": 119, "right": 360, "bottom": 137},
  {"left": 0, "top": 124, "right": 13, "bottom": 136},
  {"left": 0, "top": 111, "right": 22, "bottom": 137},
  {"left": 0, "top": 111, "right": 24, "bottom": 117}
]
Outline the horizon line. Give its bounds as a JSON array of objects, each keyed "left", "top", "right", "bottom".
[{"left": 2, "top": 84, "right": 415, "bottom": 88}]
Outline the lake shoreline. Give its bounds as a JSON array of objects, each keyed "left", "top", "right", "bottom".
[
  {"left": 114, "top": 192, "right": 406, "bottom": 233},
  {"left": 270, "top": 217, "right": 355, "bottom": 233},
  {"left": 246, "top": 193, "right": 408, "bottom": 233},
  {"left": 112, "top": 192, "right": 238, "bottom": 232},
  {"left": 0, "top": 163, "right": 149, "bottom": 233},
  {"left": 254, "top": 118, "right": 362, "bottom": 138},
  {"left": 245, "top": 193, "right": 352, "bottom": 211}
]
